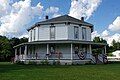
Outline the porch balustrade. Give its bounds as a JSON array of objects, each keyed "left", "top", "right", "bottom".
[{"left": 15, "top": 52, "right": 91, "bottom": 61}]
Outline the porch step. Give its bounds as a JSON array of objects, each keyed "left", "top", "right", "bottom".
[{"left": 72, "top": 60, "right": 91, "bottom": 64}]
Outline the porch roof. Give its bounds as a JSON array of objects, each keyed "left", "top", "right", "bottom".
[{"left": 13, "top": 40, "right": 107, "bottom": 48}]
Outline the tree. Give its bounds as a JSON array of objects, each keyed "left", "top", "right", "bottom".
[
  {"left": 93, "top": 37, "right": 108, "bottom": 63},
  {"left": 0, "top": 36, "right": 12, "bottom": 61},
  {"left": 20, "top": 37, "right": 28, "bottom": 43},
  {"left": 93, "top": 37, "right": 101, "bottom": 43},
  {"left": 111, "top": 39, "right": 120, "bottom": 51},
  {"left": 93, "top": 37, "right": 107, "bottom": 44},
  {"left": 9, "top": 37, "right": 20, "bottom": 46},
  {"left": 0, "top": 35, "right": 28, "bottom": 61}
]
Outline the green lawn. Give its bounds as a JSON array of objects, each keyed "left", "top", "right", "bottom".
[{"left": 0, "top": 62, "right": 120, "bottom": 80}]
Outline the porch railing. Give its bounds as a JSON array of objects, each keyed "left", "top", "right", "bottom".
[{"left": 15, "top": 53, "right": 94, "bottom": 61}]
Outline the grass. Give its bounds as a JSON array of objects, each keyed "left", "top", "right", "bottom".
[{"left": 0, "top": 62, "right": 120, "bottom": 80}]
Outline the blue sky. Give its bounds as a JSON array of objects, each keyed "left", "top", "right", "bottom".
[
  {"left": 0, "top": 0, "right": 120, "bottom": 45},
  {"left": 31, "top": 0, "right": 120, "bottom": 34},
  {"left": 87, "top": 0, "right": 120, "bottom": 33}
]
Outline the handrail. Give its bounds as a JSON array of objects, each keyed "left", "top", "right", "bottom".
[
  {"left": 98, "top": 54, "right": 103, "bottom": 62},
  {"left": 89, "top": 54, "right": 96, "bottom": 64}
]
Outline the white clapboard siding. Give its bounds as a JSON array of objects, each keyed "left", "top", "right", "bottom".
[{"left": 28, "top": 23, "right": 91, "bottom": 42}]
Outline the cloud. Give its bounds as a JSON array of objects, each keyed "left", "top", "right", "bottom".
[
  {"left": 45, "top": 6, "right": 61, "bottom": 18},
  {"left": 0, "top": 0, "right": 11, "bottom": 17},
  {"left": 108, "top": 16, "right": 120, "bottom": 31},
  {"left": 46, "top": 6, "right": 59, "bottom": 14},
  {"left": 92, "top": 30, "right": 120, "bottom": 46},
  {"left": 91, "top": 31, "right": 100, "bottom": 40},
  {"left": 69, "top": 0, "right": 101, "bottom": 20},
  {"left": 101, "top": 30, "right": 109, "bottom": 37},
  {"left": 0, "top": 0, "right": 43, "bottom": 37},
  {"left": 0, "top": 0, "right": 61, "bottom": 38},
  {"left": 19, "top": 32, "right": 29, "bottom": 39}
]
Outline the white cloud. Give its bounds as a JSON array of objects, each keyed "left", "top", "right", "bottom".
[
  {"left": 46, "top": 6, "right": 59, "bottom": 14},
  {"left": 108, "top": 16, "right": 120, "bottom": 31},
  {"left": 92, "top": 30, "right": 120, "bottom": 46},
  {"left": 0, "top": 0, "right": 43, "bottom": 37},
  {"left": 45, "top": 6, "right": 61, "bottom": 18},
  {"left": 0, "top": 0, "right": 61, "bottom": 38},
  {"left": 19, "top": 32, "right": 29, "bottom": 39},
  {"left": 91, "top": 31, "right": 100, "bottom": 40},
  {"left": 52, "top": 13, "right": 61, "bottom": 18},
  {"left": 69, "top": 0, "right": 101, "bottom": 20},
  {"left": 0, "top": 0, "right": 11, "bottom": 17},
  {"left": 105, "top": 33, "right": 120, "bottom": 46},
  {"left": 101, "top": 30, "right": 109, "bottom": 37}
]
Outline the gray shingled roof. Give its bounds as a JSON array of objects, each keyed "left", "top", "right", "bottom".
[{"left": 27, "top": 15, "right": 93, "bottom": 31}]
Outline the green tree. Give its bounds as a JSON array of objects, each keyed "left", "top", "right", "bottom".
[
  {"left": 0, "top": 36, "right": 12, "bottom": 61},
  {"left": 0, "top": 35, "right": 28, "bottom": 61},
  {"left": 20, "top": 37, "right": 28, "bottom": 43},
  {"left": 93, "top": 37, "right": 101, "bottom": 43},
  {"left": 93, "top": 37, "right": 107, "bottom": 44}
]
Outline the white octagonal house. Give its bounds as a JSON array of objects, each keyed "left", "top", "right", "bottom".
[{"left": 14, "top": 15, "right": 107, "bottom": 65}]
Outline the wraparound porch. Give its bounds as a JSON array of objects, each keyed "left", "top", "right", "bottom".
[{"left": 14, "top": 40, "right": 107, "bottom": 64}]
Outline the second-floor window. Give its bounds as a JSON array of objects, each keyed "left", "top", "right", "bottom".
[
  {"left": 74, "top": 26, "right": 79, "bottom": 39},
  {"left": 82, "top": 27, "right": 86, "bottom": 40},
  {"left": 50, "top": 26, "right": 55, "bottom": 39}
]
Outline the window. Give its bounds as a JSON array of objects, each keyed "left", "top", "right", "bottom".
[
  {"left": 74, "top": 26, "right": 79, "bottom": 39},
  {"left": 50, "top": 26, "right": 55, "bottom": 39},
  {"left": 33, "top": 29, "right": 35, "bottom": 40},
  {"left": 82, "top": 27, "right": 86, "bottom": 40}
]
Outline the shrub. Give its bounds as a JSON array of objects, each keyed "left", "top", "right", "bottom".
[
  {"left": 53, "top": 60, "right": 61, "bottom": 65},
  {"left": 44, "top": 60, "right": 49, "bottom": 65},
  {"left": 28, "top": 61, "right": 37, "bottom": 65},
  {"left": 41, "top": 60, "right": 49, "bottom": 65},
  {"left": 15, "top": 60, "right": 24, "bottom": 65}
]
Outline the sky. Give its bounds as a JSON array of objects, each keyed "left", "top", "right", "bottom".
[{"left": 0, "top": 0, "right": 120, "bottom": 45}]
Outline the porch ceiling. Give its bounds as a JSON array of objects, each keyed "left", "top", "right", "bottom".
[{"left": 13, "top": 40, "right": 107, "bottom": 48}]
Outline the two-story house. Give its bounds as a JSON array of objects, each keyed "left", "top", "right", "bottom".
[{"left": 14, "top": 15, "right": 107, "bottom": 64}]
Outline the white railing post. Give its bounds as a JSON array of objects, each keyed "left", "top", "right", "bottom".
[
  {"left": 71, "top": 43, "right": 73, "bottom": 61},
  {"left": 104, "top": 46, "right": 106, "bottom": 54},
  {"left": 24, "top": 45, "right": 27, "bottom": 60},
  {"left": 89, "top": 44, "right": 92, "bottom": 54},
  {"left": 19, "top": 47, "right": 21, "bottom": 60},
  {"left": 15, "top": 48, "right": 17, "bottom": 61},
  {"left": 47, "top": 44, "right": 49, "bottom": 60}
]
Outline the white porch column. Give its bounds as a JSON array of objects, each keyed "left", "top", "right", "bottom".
[
  {"left": 24, "top": 45, "right": 27, "bottom": 60},
  {"left": 71, "top": 43, "right": 73, "bottom": 61},
  {"left": 15, "top": 48, "right": 17, "bottom": 61},
  {"left": 89, "top": 44, "right": 92, "bottom": 54},
  {"left": 104, "top": 46, "right": 106, "bottom": 54},
  {"left": 19, "top": 47, "right": 22, "bottom": 60},
  {"left": 47, "top": 44, "right": 49, "bottom": 60}
]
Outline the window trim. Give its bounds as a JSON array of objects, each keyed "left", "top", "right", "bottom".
[
  {"left": 50, "top": 26, "right": 55, "bottom": 40},
  {"left": 82, "top": 27, "right": 86, "bottom": 40},
  {"left": 74, "top": 26, "right": 79, "bottom": 39}
]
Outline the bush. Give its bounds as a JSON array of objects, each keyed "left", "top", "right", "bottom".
[
  {"left": 15, "top": 60, "right": 24, "bottom": 65},
  {"left": 28, "top": 61, "right": 37, "bottom": 65},
  {"left": 41, "top": 60, "right": 49, "bottom": 65},
  {"left": 53, "top": 60, "right": 61, "bottom": 65}
]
